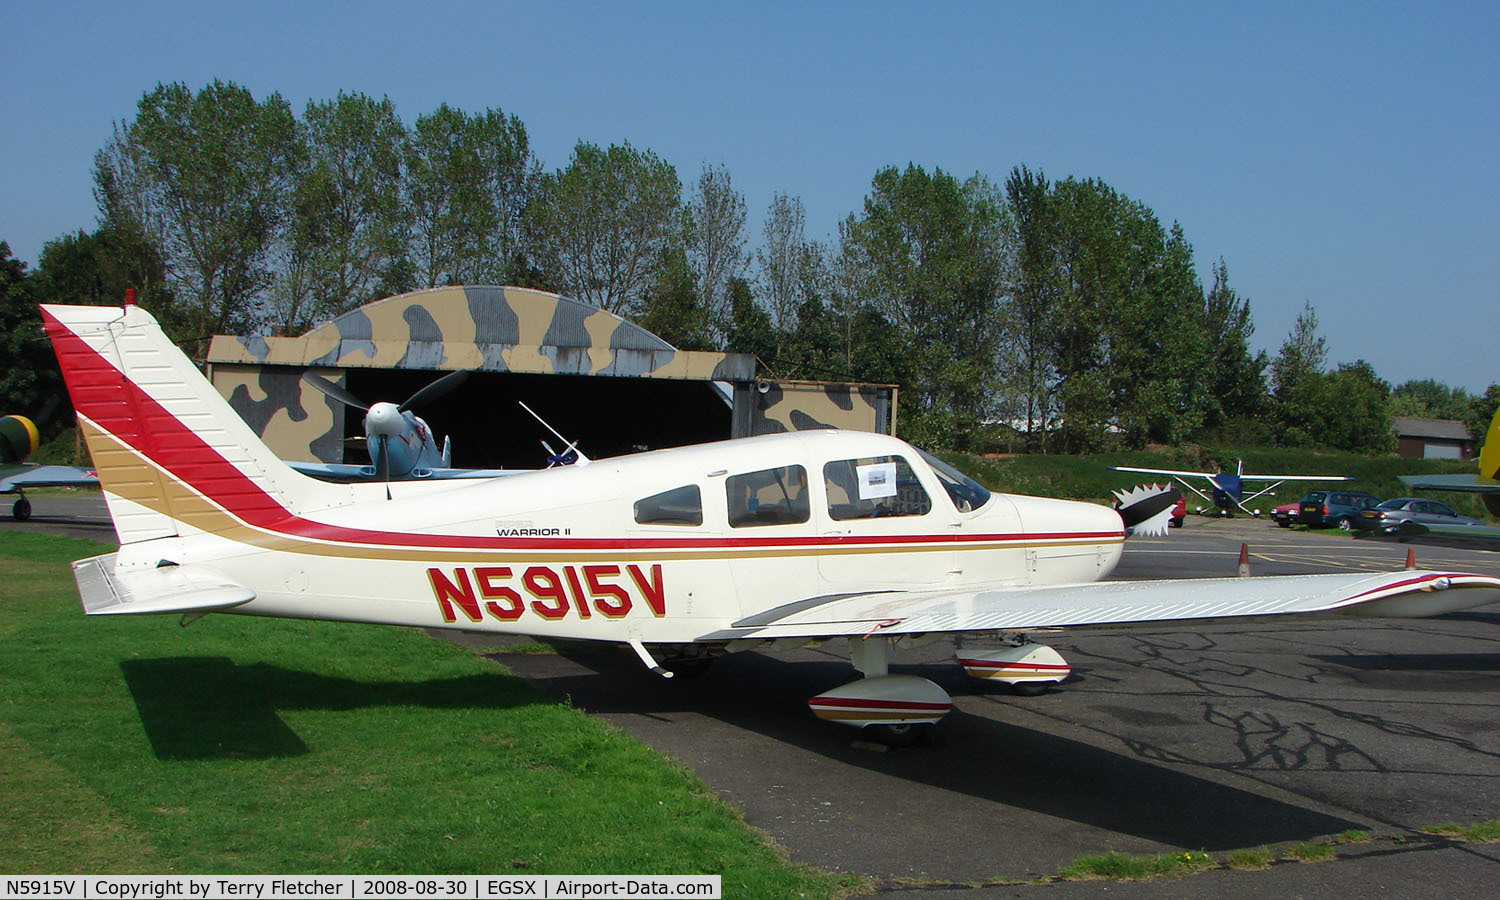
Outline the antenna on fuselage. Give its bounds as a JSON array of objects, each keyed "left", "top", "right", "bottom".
[{"left": 519, "top": 401, "right": 591, "bottom": 467}]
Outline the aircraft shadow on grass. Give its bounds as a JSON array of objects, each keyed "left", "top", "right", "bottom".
[
  {"left": 119, "top": 657, "right": 541, "bottom": 762},
  {"left": 485, "top": 645, "right": 1363, "bottom": 851}
]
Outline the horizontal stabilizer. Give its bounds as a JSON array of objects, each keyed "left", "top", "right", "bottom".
[{"left": 71, "top": 553, "right": 255, "bottom": 616}]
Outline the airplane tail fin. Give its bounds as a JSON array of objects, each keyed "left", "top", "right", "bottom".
[{"left": 40, "top": 303, "right": 332, "bottom": 545}]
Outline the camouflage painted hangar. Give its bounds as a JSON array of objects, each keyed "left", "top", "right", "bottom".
[{"left": 206, "top": 286, "right": 895, "bottom": 471}]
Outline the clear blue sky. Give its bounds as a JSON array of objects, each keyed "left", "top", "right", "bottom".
[{"left": 4, "top": 1, "right": 1496, "bottom": 392}]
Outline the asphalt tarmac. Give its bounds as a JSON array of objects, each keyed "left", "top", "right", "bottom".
[
  {"left": 10, "top": 497, "right": 1499, "bottom": 896},
  {"left": 475, "top": 517, "right": 1500, "bottom": 897}
]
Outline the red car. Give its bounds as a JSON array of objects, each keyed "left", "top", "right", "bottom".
[{"left": 1271, "top": 502, "right": 1299, "bottom": 527}]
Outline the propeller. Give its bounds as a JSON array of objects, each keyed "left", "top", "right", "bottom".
[
  {"left": 400, "top": 370, "right": 469, "bottom": 412},
  {"left": 301, "top": 370, "right": 472, "bottom": 483},
  {"left": 302, "top": 370, "right": 471, "bottom": 415},
  {"left": 302, "top": 373, "right": 368, "bottom": 411}
]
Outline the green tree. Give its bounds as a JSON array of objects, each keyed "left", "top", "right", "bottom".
[
  {"left": 839, "top": 165, "right": 1009, "bottom": 449},
  {"left": 0, "top": 243, "right": 55, "bottom": 421},
  {"left": 1389, "top": 378, "right": 1473, "bottom": 421},
  {"left": 1270, "top": 301, "right": 1327, "bottom": 402},
  {"left": 1469, "top": 384, "right": 1500, "bottom": 448},
  {"left": 756, "top": 193, "right": 816, "bottom": 348},
  {"left": 1000, "top": 166, "right": 1059, "bottom": 450},
  {"left": 636, "top": 247, "right": 710, "bottom": 351},
  {"left": 1303, "top": 361, "right": 1395, "bottom": 453},
  {"left": 1201, "top": 258, "right": 1267, "bottom": 426},
  {"left": 525, "top": 141, "right": 682, "bottom": 315},
  {"left": 406, "top": 103, "right": 536, "bottom": 289},
  {"left": 685, "top": 163, "right": 747, "bottom": 345},
  {"left": 277, "top": 92, "right": 409, "bottom": 330},
  {"left": 94, "top": 80, "right": 299, "bottom": 348},
  {"left": 30, "top": 224, "right": 182, "bottom": 338},
  {"left": 723, "top": 277, "right": 776, "bottom": 361},
  {"left": 1040, "top": 177, "right": 1212, "bottom": 450}
]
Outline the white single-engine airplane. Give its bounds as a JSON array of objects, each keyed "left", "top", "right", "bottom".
[
  {"left": 1111, "top": 460, "right": 1353, "bottom": 518},
  {"left": 40, "top": 300, "right": 1500, "bottom": 744}
]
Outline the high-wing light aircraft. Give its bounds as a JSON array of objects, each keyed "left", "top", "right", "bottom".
[
  {"left": 41, "top": 300, "right": 1500, "bottom": 744},
  {"left": 1110, "top": 460, "right": 1353, "bottom": 518},
  {"left": 1, "top": 411, "right": 97, "bottom": 521}
]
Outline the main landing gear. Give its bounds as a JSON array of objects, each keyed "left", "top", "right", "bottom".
[
  {"left": 807, "top": 634, "right": 1071, "bottom": 745},
  {"left": 11, "top": 493, "right": 32, "bottom": 522}
]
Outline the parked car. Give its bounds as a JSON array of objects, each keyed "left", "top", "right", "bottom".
[
  {"left": 1271, "top": 502, "right": 1299, "bottom": 527},
  {"left": 1171, "top": 497, "right": 1186, "bottom": 527},
  {"left": 1352, "top": 497, "right": 1486, "bottom": 535},
  {"left": 1298, "top": 490, "right": 1381, "bottom": 530}
]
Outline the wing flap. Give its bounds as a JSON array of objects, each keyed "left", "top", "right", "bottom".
[
  {"left": 71, "top": 553, "right": 255, "bottom": 616},
  {"left": 700, "top": 571, "right": 1500, "bottom": 641}
]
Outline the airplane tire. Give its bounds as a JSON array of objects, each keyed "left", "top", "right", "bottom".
[
  {"left": 13, "top": 497, "right": 32, "bottom": 522},
  {"left": 1010, "top": 681, "right": 1051, "bottom": 697},
  {"left": 865, "top": 722, "right": 925, "bottom": 747}
]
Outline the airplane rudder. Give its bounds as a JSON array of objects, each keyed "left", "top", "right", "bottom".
[{"left": 40, "top": 303, "right": 316, "bottom": 539}]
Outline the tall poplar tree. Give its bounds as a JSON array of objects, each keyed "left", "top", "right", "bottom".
[
  {"left": 525, "top": 141, "right": 682, "bottom": 316},
  {"left": 93, "top": 80, "right": 298, "bottom": 347}
]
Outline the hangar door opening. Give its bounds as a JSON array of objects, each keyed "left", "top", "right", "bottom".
[{"left": 338, "top": 369, "right": 732, "bottom": 469}]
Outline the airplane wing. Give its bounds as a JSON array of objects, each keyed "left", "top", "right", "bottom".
[
  {"left": 698, "top": 570, "right": 1500, "bottom": 642},
  {"left": 286, "top": 461, "right": 527, "bottom": 483},
  {"left": 1235, "top": 473, "right": 1355, "bottom": 483},
  {"left": 0, "top": 464, "right": 99, "bottom": 492},
  {"left": 1110, "top": 465, "right": 1351, "bottom": 483},
  {"left": 1399, "top": 473, "right": 1497, "bottom": 493},
  {"left": 1110, "top": 465, "right": 1214, "bottom": 480}
]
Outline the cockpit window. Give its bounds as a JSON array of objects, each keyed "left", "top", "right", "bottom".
[
  {"left": 916, "top": 449, "right": 991, "bottom": 513},
  {"left": 634, "top": 484, "right": 703, "bottom": 526},
  {"left": 727, "top": 465, "right": 810, "bottom": 527},
  {"left": 824, "top": 456, "right": 931, "bottom": 520}
]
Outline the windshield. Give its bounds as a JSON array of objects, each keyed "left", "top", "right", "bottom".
[{"left": 917, "top": 449, "right": 992, "bottom": 513}]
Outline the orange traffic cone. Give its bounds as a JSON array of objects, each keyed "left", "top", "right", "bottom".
[
  {"left": 1237, "top": 543, "right": 1250, "bottom": 577},
  {"left": 1405, "top": 547, "right": 1417, "bottom": 570}
]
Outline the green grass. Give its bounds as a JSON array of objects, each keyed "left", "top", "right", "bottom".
[
  {"left": 0, "top": 532, "right": 859, "bottom": 896},
  {"left": 1287, "top": 841, "right": 1336, "bottom": 862},
  {"left": 1422, "top": 819, "right": 1500, "bottom": 843},
  {"left": 1055, "top": 850, "right": 1215, "bottom": 881},
  {"left": 1225, "top": 848, "right": 1273, "bottom": 870}
]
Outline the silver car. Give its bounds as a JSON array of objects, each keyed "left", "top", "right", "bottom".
[{"left": 1353, "top": 497, "right": 1485, "bottom": 535}]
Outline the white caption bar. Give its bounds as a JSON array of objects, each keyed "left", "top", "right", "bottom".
[{"left": 0, "top": 876, "right": 722, "bottom": 900}]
